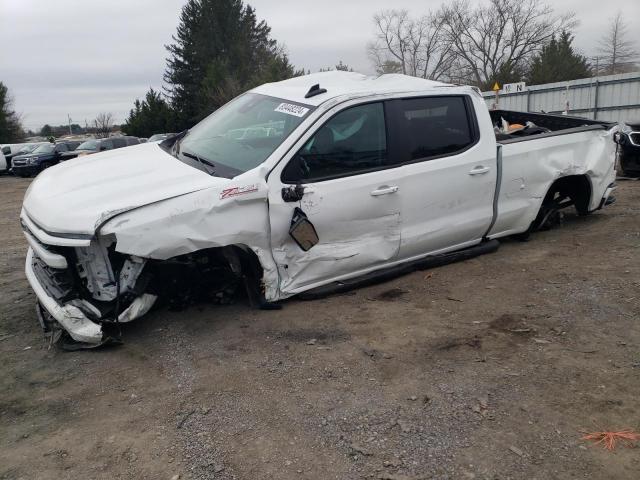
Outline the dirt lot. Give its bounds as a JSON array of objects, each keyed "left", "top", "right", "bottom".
[{"left": 1, "top": 176, "right": 639, "bottom": 480}]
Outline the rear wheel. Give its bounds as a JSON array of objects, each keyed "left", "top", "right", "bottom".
[{"left": 516, "top": 176, "right": 591, "bottom": 240}]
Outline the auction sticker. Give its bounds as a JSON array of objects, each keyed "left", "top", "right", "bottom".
[{"left": 275, "top": 103, "right": 309, "bottom": 117}]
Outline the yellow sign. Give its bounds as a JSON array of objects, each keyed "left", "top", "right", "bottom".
[{"left": 493, "top": 82, "right": 500, "bottom": 91}]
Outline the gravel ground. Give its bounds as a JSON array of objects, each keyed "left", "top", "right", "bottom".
[{"left": 1, "top": 175, "right": 639, "bottom": 480}]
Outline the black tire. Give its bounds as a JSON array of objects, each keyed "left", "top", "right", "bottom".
[
  {"left": 518, "top": 177, "right": 589, "bottom": 239},
  {"left": 38, "top": 162, "right": 53, "bottom": 175}
]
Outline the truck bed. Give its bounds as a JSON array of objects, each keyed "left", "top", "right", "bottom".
[
  {"left": 490, "top": 109, "right": 616, "bottom": 143},
  {"left": 487, "top": 110, "right": 618, "bottom": 239}
]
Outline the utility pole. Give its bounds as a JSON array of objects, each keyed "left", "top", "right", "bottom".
[{"left": 68, "top": 114, "right": 72, "bottom": 135}]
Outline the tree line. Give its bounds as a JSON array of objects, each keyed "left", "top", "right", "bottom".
[
  {"left": 123, "top": 0, "right": 303, "bottom": 138},
  {"left": 1, "top": 0, "right": 638, "bottom": 143},
  {"left": 117, "top": 0, "right": 640, "bottom": 138},
  {"left": 0, "top": 82, "right": 24, "bottom": 143},
  {"left": 368, "top": 2, "right": 638, "bottom": 90}
]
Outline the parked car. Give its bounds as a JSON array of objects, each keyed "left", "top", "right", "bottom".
[
  {"left": 0, "top": 151, "right": 6, "bottom": 174},
  {"left": 60, "top": 136, "right": 140, "bottom": 160},
  {"left": 148, "top": 133, "right": 176, "bottom": 143},
  {"left": 3, "top": 143, "right": 48, "bottom": 169},
  {"left": 617, "top": 122, "right": 640, "bottom": 177},
  {"left": 2, "top": 143, "right": 37, "bottom": 162},
  {"left": 20, "top": 71, "right": 618, "bottom": 347},
  {"left": 11, "top": 142, "right": 78, "bottom": 177}
]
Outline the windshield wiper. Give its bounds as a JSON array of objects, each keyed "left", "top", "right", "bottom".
[{"left": 181, "top": 151, "right": 217, "bottom": 175}]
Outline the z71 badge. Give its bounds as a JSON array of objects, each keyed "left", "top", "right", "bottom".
[{"left": 220, "top": 184, "right": 259, "bottom": 199}]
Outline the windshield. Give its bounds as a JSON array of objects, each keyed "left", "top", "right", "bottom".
[
  {"left": 148, "top": 134, "right": 167, "bottom": 142},
  {"left": 17, "top": 144, "right": 35, "bottom": 154},
  {"left": 77, "top": 140, "right": 99, "bottom": 151},
  {"left": 176, "top": 93, "right": 313, "bottom": 176},
  {"left": 32, "top": 143, "right": 55, "bottom": 154}
]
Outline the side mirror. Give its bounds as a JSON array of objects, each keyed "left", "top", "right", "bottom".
[{"left": 289, "top": 207, "right": 319, "bottom": 251}]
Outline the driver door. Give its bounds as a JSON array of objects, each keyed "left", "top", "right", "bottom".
[{"left": 268, "top": 101, "right": 405, "bottom": 297}]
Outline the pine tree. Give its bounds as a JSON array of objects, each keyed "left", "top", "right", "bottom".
[
  {"left": 123, "top": 89, "right": 174, "bottom": 138},
  {"left": 164, "top": 0, "right": 298, "bottom": 130},
  {"left": 528, "top": 31, "right": 591, "bottom": 85},
  {"left": 40, "top": 124, "right": 53, "bottom": 137},
  {"left": 0, "top": 82, "right": 24, "bottom": 143}
]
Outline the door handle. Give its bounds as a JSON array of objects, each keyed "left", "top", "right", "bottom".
[
  {"left": 469, "top": 166, "right": 490, "bottom": 175},
  {"left": 370, "top": 185, "right": 399, "bottom": 196}
]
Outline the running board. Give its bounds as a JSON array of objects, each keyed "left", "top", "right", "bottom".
[{"left": 298, "top": 239, "right": 500, "bottom": 300}]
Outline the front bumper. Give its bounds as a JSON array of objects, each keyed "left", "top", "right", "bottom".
[
  {"left": 12, "top": 165, "right": 40, "bottom": 176},
  {"left": 25, "top": 247, "right": 157, "bottom": 345},
  {"left": 25, "top": 248, "right": 103, "bottom": 343}
]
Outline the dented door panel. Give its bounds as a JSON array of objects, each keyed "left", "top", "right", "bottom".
[{"left": 269, "top": 172, "right": 403, "bottom": 296}]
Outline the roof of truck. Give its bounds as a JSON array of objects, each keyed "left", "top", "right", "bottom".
[{"left": 251, "top": 71, "right": 461, "bottom": 106}]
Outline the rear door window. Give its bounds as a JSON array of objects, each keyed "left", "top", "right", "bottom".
[
  {"left": 390, "top": 96, "right": 476, "bottom": 162},
  {"left": 282, "top": 102, "right": 387, "bottom": 183}
]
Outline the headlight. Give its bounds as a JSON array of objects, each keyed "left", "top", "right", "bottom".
[{"left": 27, "top": 157, "right": 38, "bottom": 164}]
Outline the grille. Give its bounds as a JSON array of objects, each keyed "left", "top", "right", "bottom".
[{"left": 31, "top": 254, "right": 76, "bottom": 302}]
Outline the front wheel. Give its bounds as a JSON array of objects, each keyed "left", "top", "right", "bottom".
[{"left": 38, "top": 162, "right": 53, "bottom": 175}]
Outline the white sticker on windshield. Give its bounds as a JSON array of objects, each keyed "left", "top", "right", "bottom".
[{"left": 275, "top": 103, "right": 309, "bottom": 117}]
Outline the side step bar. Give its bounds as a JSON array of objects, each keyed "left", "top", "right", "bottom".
[{"left": 299, "top": 239, "right": 500, "bottom": 300}]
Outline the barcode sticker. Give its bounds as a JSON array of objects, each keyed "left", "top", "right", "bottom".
[{"left": 275, "top": 103, "right": 309, "bottom": 117}]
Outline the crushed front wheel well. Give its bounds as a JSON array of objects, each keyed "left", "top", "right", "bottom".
[{"left": 144, "top": 244, "right": 266, "bottom": 309}]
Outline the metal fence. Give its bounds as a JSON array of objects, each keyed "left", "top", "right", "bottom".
[{"left": 482, "top": 72, "right": 640, "bottom": 123}]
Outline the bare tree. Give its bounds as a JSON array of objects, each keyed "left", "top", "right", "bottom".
[
  {"left": 374, "top": 60, "right": 403, "bottom": 75},
  {"left": 439, "top": 0, "right": 576, "bottom": 89},
  {"left": 367, "top": 10, "right": 455, "bottom": 81},
  {"left": 93, "top": 112, "right": 113, "bottom": 138},
  {"left": 597, "top": 12, "right": 638, "bottom": 75}
]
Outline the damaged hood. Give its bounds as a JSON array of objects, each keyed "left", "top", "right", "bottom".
[{"left": 23, "top": 143, "right": 226, "bottom": 235}]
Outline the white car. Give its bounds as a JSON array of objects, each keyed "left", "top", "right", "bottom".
[
  {"left": 0, "top": 151, "right": 7, "bottom": 173},
  {"left": 20, "top": 71, "right": 618, "bottom": 347}
]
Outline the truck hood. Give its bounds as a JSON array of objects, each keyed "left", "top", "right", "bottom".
[{"left": 23, "top": 143, "right": 225, "bottom": 235}]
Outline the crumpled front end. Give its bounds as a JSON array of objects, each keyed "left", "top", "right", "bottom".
[{"left": 22, "top": 211, "right": 156, "bottom": 347}]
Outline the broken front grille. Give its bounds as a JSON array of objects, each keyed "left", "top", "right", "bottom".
[{"left": 31, "top": 254, "right": 77, "bottom": 303}]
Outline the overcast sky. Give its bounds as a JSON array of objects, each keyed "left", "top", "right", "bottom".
[{"left": 1, "top": 0, "right": 638, "bottom": 131}]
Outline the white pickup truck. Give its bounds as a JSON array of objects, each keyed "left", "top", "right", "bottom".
[{"left": 20, "top": 72, "right": 618, "bottom": 348}]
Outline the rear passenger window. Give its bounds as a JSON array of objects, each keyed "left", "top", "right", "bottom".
[
  {"left": 282, "top": 102, "right": 387, "bottom": 183},
  {"left": 396, "top": 96, "right": 475, "bottom": 161},
  {"left": 112, "top": 138, "right": 127, "bottom": 148}
]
